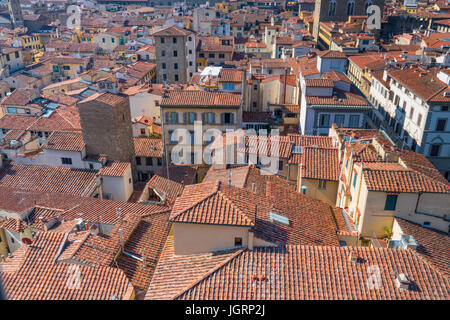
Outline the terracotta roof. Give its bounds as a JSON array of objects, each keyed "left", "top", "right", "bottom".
[
  {"left": 160, "top": 91, "right": 241, "bottom": 107},
  {"left": 318, "top": 50, "right": 347, "bottom": 59},
  {"left": 170, "top": 180, "right": 342, "bottom": 247},
  {"left": 146, "top": 165, "right": 197, "bottom": 203},
  {"left": 78, "top": 92, "right": 129, "bottom": 107},
  {"left": 115, "top": 211, "right": 172, "bottom": 292},
  {"left": 219, "top": 68, "right": 243, "bottom": 82},
  {"left": 146, "top": 239, "right": 450, "bottom": 300},
  {"left": 1, "top": 88, "right": 38, "bottom": 106},
  {"left": 0, "top": 163, "right": 98, "bottom": 197},
  {"left": 362, "top": 163, "right": 449, "bottom": 194},
  {"left": 152, "top": 25, "right": 192, "bottom": 36},
  {"left": 42, "top": 131, "right": 85, "bottom": 152},
  {"left": 0, "top": 232, "right": 135, "bottom": 300},
  {"left": 133, "top": 137, "right": 162, "bottom": 158},
  {"left": 306, "top": 90, "right": 370, "bottom": 107},
  {"left": 388, "top": 68, "right": 450, "bottom": 103},
  {"left": 305, "top": 78, "right": 334, "bottom": 87},
  {"left": 98, "top": 161, "right": 130, "bottom": 177},
  {"left": 395, "top": 218, "right": 450, "bottom": 278},
  {"left": 297, "top": 147, "right": 340, "bottom": 181}
]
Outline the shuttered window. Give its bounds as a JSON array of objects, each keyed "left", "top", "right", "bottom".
[{"left": 384, "top": 194, "right": 398, "bottom": 211}]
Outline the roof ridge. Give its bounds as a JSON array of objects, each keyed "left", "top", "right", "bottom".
[
  {"left": 216, "top": 188, "right": 255, "bottom": 226},
  {"left": 170, "top": 182, "right": 220, "bottom": 220},
  {"left": 171, "top": 248, "right": 246, "bottom": 300}
]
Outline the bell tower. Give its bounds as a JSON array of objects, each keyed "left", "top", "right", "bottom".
[{"left": 8, "top": 0, "right": 24, "bottom": 29}]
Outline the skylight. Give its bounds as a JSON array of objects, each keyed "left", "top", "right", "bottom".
[{"left": 269, "top": 212, "right": 289, "bottom": 225}]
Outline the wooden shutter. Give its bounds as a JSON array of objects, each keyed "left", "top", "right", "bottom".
[
  {"left": 230, "top": 113, "right": 234, "bottom": 124},
  {"left": 183, "top": 112, "right": 188, "bottom": 124},
  {"left": 201, "top": 112, "right": 206, "bottom": 123},
  {"left": 165, "top": 111, "right": 170, "bottom": 123}
]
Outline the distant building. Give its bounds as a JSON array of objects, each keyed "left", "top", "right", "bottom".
[
  {"left": 77, "top": 92, "right": 137, "bottom": 178},
  {"left": 153, "top": 26, "right": 196, "bottom": 84}
]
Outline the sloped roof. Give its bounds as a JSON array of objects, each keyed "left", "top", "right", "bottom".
[{"left": 146, "top": 236, "right": 450, "bottom": 300}]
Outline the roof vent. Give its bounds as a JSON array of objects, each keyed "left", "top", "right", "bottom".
[
  {"left": 269, "top": 212, "right": 289, "bottom": 225},
  {"left": 400, "top": 234, "right": 418, "bottom": 250},
  {"left": 395, "top": 273, "right": 410, "bottom": 290},
  {"left": 292, "top": 145, "right": 303, "bottom": 154},
  {"left": 349, "top": 251, "right": 358, "bottom": 263}
]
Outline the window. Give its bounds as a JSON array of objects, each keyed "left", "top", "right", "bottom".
[
  {"left": 209, "top": 53, "right": 215, "bottom": 58},
  {"left": 189, "top": 49, "right": 192, "bottom": 54},
  {"left": 204, "top": 112, "right": 215, "bottom": 124},
  {"left": 384, "top": 194, "right": 398, "bottom": 211},
  {"left": 328, "top": 0, "right": 336, "bottom": 16},
  {"left": 160, "top": 38, "right": 165, "bottom": 44},
  {"left": 161, "top": 50, "right": 165, "bottom": 57},
  {"left": 253, "top": 84, "right": 258, "bottom": 90},
  {"left": 146, "top": 157, "right": 153, "bottom": 166},
  {"left": 349, "top": 115, "right": 360, "bottom": 128},
  {"left": 279, "top": 160, "right": 283, "bottom": 171},
  {"left": 140, "top": 128, "right": 146, "bottom": 135},
  {"left": 222, "top": 82, "right": 235, "bottom": 91},
  {"left": 184, "top": 112, "right": 197, "bottom": 124},
  {"left": 15, "top": 51, "right": 19, "bottom": 59},
  {"left": 174, "top": 74, "right": 179, "bottom": 81},
  {"left": 219, "top": 53, "right": 225, "bottom": 59},
  {"left": 409, "top": 107, "right": 414, "bottom": 119},
  {"left": 189, "top": 61, "right": 193, "bottom": 66},
  {"left": 318, "top": 180, "right": 327, "bottom": 190},
  {"left": 222, "top": 113, "right": 234, "bottom": 124},
  {"left": 166, "top": 111, "right": 178, "bottom": 124},
  {"left": 173, "top": 50, "right": 177, "bottom": 57},
  {"left": 111, "top": 38, "right": 115, "bottom": 43},
  {"left": 188, "top": 36, "right": 192, "bottom": 41},
  {"left": 417, "top": 114, "right": 422, "bottom": 127},
  {"left": 102, "top": 38, "right": 106, "bottom": 43},
  {"left": 234, "top": 237, "right": 243, "bottom": 247},
  {"left": 61, "top": 158, "right": 72, "bottom": 165},
  {"left": 318, "top": 114, "right": 330, "bottom": 128},
  {"left": 89, "top": 163, "right": 94, "bottom": 170},
  {"left": 352, "top": 173, "right": 357, "bottom": 188},
  {"left": 174, "top": 63, "right": 178, "bottom": 70},
  {"left": 436, "top": 119, "right": 447, "bottom": 131},
  {"left": 334, "top": 114, "right": 345, "bottom": 127},
  {"left": 430, "top": 144, "right": 441, "bottom": 157},
  {"left": 347, "top": 0, "right": 355, "bottom": 15},
  {"left": 172, "top": 37, "right": 177, "bottom": 44},
  {"left": 136, "top": 157, "right": 141, "bottom": 165},
  {"left": 162, "top": 63, "right": 166, "bottom": 69},
  {"left": 199, "top": 53, "right": 205, "bottom": 58}
]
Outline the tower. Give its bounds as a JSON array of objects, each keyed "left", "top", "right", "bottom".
[
  {"left": 8, "top": 0, "right": 24, "bottom": 29},
  {"left": 77, "top": 92, "right": 137, "bottom": 179}
]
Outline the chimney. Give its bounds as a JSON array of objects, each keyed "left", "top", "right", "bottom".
[
  {"left": 395, "top": 273, "right": 410, "bottom": 290},
  {"left": 248, "top": 231, "right": 254, "bottom": 250},
  {"left": 349, "top": 251, "right": 358, "bottom": 263},
  {"left": 119, "top": 227, "right": 124, "bottom": 251},
  {"left": 265, "top": 180, "right": 273, "bottom": 198}
]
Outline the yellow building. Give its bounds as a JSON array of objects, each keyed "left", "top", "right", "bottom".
[{"left": 158, "top": 90, "right": 242, "bottom": 163}]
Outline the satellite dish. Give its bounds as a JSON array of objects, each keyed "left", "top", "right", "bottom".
[{"left": 22, "top": 237, "right": 32, "bottom": 245}]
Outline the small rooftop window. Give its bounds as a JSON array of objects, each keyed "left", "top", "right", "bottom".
[{"left": 269, "top": 212, "right": 289, "bottom": 225}]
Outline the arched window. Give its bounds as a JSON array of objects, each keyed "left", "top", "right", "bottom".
[
  {"left": 347, "top": 0, "right": 355, "bottom": 16},
  {"left": 328, "top": 0, "right": 336, "bottom": 16}
]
